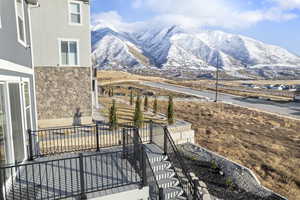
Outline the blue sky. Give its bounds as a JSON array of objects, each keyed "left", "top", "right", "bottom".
[{"left": 91, "top": 0, "right": 300, "bottom": 55}]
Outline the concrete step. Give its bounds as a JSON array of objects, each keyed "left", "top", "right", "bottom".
[
  {"left": 164, "top": 186, "right": 185, "bottom": 199},
  {"left": 147, "top": 153, "right": 168, "bottom": 163},
  {"left": 151, "top": 160, "right": 172, "bottom": 172},
  {"left": 173, "top": 196, "right": 188, "bottom": 200},
  {"left": 144, "top": 144, "right": 187, "bottom": 200},
  {"left": 155, "top": 169, "right": 176, "bottom": 181},
  {"left": 157, "top": 177, "right": 180, "bottom": 188}
]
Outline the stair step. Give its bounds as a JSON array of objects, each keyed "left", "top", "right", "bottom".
[
  {"left": 148, "top": 154, "right": 168, "bottom": 163},
  {"left": 155, "top": 169, "right": 176, "bottom": 180},
  {"left": 164, "top": 186, "right": 185, "bottom": 199},
  {"left": 151, "top": 161, "right": 172, "bottom": 172},
  {"left": 173, "top": 197, "right": 187, "bottom": 200},
  {"left": 144, "top": 144, "right": 187, "bottom": 200},
  {"left": 157, "top": 178, "right": 179, "bottom": 188}
]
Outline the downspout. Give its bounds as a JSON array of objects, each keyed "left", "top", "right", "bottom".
[{"left": 27, "top": 2, "right": 40, "bottom": 129}]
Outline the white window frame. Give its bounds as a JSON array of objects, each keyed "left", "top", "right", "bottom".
[
  {"left": 58, "top": 38, "right": 80, "bottom": 66},
  {"left": 68, "top": 0, "right": 82, "bottom": 26},
  {"left": 14, "top": 0, "right": 27, "bottom": 47},
  {"left": 21, "top": 78, "right": 33, "bottom": 132}
]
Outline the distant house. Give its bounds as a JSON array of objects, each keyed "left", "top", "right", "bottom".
[
  {"left": 272, "top": 84, "right": 284, "bottom": 90},
  {"left": 294, "top": 85, "right": 300, "bottom": 101}
]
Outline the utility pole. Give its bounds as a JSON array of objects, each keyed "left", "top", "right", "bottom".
[{"left": 215, "top": 54, "right": 220, "bottom": 102}]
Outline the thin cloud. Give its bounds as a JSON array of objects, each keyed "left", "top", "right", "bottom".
[
  {"left": 272, "top": 0, "right": 300, "bottom": 10},
  {"left": 131, "top": 0, "right": 299, "bottom": 29}
]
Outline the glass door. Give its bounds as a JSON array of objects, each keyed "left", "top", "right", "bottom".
[
  {"left": 0, "top": 84, "right": 9, "bottom": 166},
  {"left": 8, "top": 83, "right": 26, "bottom": 162},
  {"left": 0, "top": 83, "right": 14, "bottom": 196}
]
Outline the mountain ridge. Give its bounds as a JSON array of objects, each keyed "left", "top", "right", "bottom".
[{"left": 92, "top": 23, "right": 300, "bottom": 79}]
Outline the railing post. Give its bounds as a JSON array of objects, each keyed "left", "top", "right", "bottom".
[
  {"left": 79, "top": 153, "right": 87, "bottom": 199},
  {"left": 163, "top": 127, "right": 168, "bottom": 155},
  {"left": 141, "top": 145, "right": 147, "bottom": 187},
  {"left": 134, "top": 128, "right": 139, "bottom": 161},
  {"left": 27, "top": 129, "right": 34, "bottom": 161},
  {"left": 122, "top": 128, "right": 126, "bottom": 159},
  {"left": 193, "top": 177, "right": 199, "bottom": 200},
  {"left": 149, "top": 120, "right": 153, "bottom": 143},
  {"left": 96, "top": 123, "right": 100, "bottom": 152},
  {"left": 159, "top": 188, "right": 164, "bottom": 200}
]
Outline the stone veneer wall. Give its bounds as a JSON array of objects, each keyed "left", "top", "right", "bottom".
[{"left": 35, "top": 67, "right": 92, "bottom": 120}]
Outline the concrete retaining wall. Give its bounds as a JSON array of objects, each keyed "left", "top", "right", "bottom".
[
  {"left": 168, "top": 121, "right": 195, "bottom": 144},
  {"left": 180, "top": 143, "right": 288, "bottom": 200}
]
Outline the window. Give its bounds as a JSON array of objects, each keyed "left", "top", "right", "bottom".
[
  {"left": 15, "top": 0, "right": 26, "bottom": 45},
  {"left": 59, "top": 40, "right": 79, "bottom": 66},
  {"left": 69, "top": 1, "right": 81, "bottom": 25}
]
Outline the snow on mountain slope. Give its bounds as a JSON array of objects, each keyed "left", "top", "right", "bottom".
[
  {"left": 92, "top": 34, "right": 149, "bottom": 69},
  {"left": 133, "top": 25, "right": 184, "bottom": 67},
  {"left": 92, "top": 23, "right": 300, "bottom": 77},
  {"left": 198, "top": 30, "right": 300, "bottom": 66}
]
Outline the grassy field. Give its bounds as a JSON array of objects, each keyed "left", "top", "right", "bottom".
[
  {"left": 101, "top": 82, "right": 300, "bottom": 199},
  {"left": 170, "top": 80, "right": 296, "bottom": 101},
  {"left": 97, "top": 70, "right": 166, "bottom": 85},
  {"left": 97, "top": 70, "right": 298, "bottom": 101}
]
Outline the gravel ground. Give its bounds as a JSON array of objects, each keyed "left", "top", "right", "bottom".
[{"left": 179, "top": 143, "right": 287, "bottom": 200}]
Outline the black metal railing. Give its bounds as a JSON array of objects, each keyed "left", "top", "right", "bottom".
[
  {"left": 29, "top": 122, "right": 152, "bottom": 159},
  {"left": 0, "top": 149, "right": 141, "bottom": 200},
  {"left": 1, "top": 121, "right": 198, "bottom": 200},
  {"left": 122, "top": 126, "right": 161, "bottom": 199},
  {"left": 151, "top": 122, "right": 202, "bottom": 200}
]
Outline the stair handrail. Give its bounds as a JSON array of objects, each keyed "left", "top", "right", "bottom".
[
  {"left": 123, "top": 125, "right": 162, "bottom": 199},
  {"left": 136, "top": 127, "right": 162, "bottom": 200},
  {"left": 163, "top": 126, "right": 201, "bottom": 200}
]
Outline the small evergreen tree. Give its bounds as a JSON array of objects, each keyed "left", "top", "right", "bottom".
[
  {"left": 133, "top": 95, "right": 144, "bottom": 128},
  {"left": 153, "top": 96, "right": 158, "bottom": 114},
  {"left": 130, "top": 90, "right": 134, "bottom": 106},
  {"left": 144, "top": 96, "right": 148, "bottom": 111},
  {"left": 167, "top": 96, "right": 174, "bottom": 125},
  {"left": 109, "top": 100, "right": 118, "bottom": 129}
]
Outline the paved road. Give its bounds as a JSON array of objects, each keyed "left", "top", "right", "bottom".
[{"left": 141, "top": 81, "right": 300, "bottom": 120}]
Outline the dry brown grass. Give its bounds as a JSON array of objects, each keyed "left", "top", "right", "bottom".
[
  {"left": 176, "top": 79, "right": 300, "bottom": 87},
  {"left": 97, "top": 70, "right": 166, "bottom": 85},
  {"left": 106, "top": 82, "right": 300, "bottom": 199},
  {"left": 99, "top": 96, "right": 167, "bottom": 124},
  {"left": 172, "top": 80, "right": 294, "bottom": 101},
  {"left": 152, "top": 100, "right": 300, "bottom": 199}
]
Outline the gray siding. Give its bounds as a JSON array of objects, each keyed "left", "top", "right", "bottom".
[
  {"left": 30, "top": 0, "right": 91, "bottom": 67},
  {"left": 0, "top": 0, "right": 32, "bottom": 68}
]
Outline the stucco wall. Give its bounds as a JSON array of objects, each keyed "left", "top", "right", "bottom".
[
  {"left": 35, "top": 67, "right": 92, "bottom": 120},
  {"left": 30, "top": 0, "right": 91, "bottom": 67}
]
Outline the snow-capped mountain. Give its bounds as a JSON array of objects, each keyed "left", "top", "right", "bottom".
[{"left": 92, "top": 22, "right": 300, "bottom": 78}]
